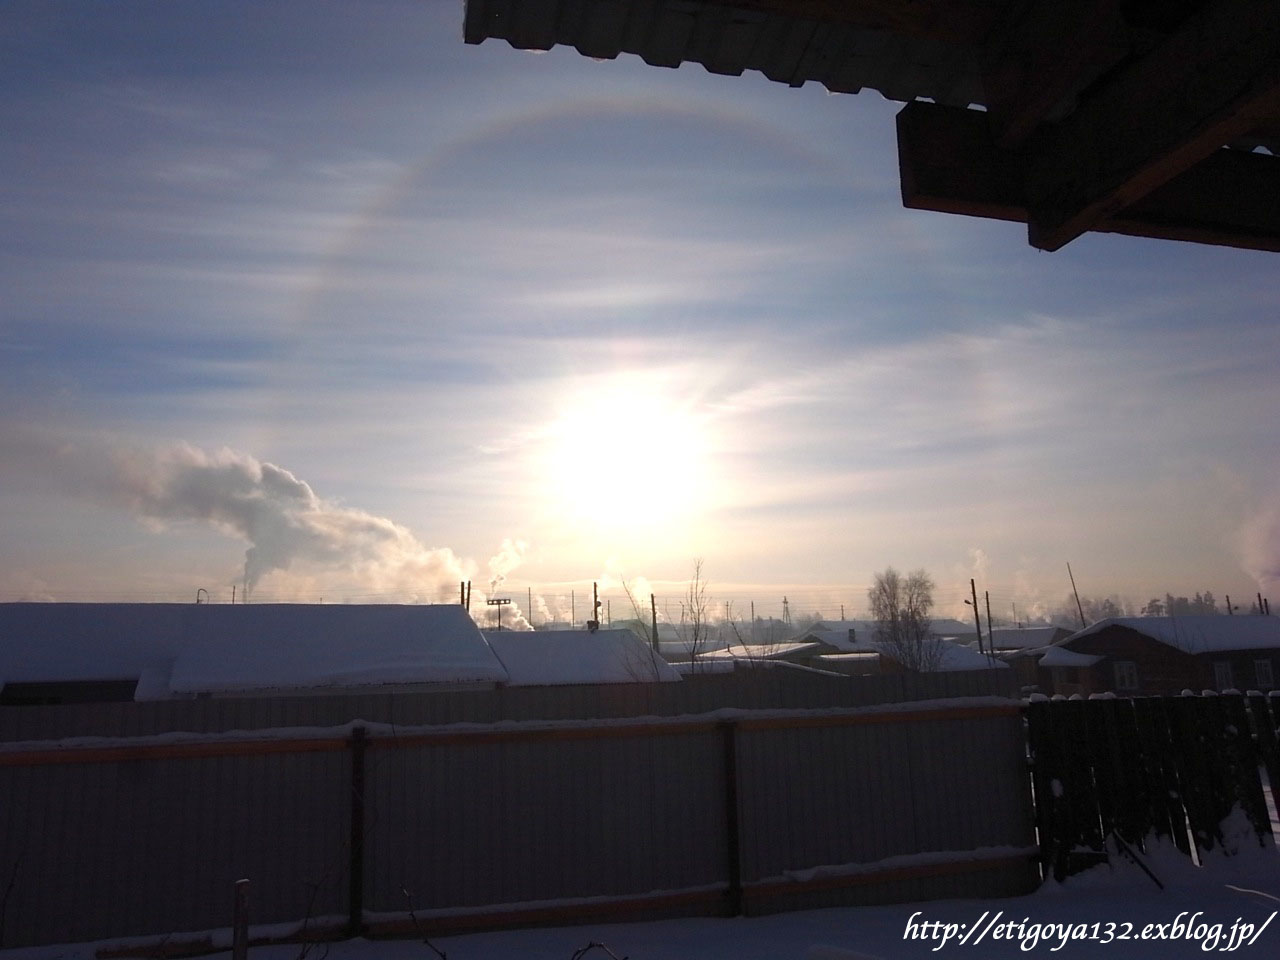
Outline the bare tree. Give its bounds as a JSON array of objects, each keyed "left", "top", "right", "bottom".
[
  {"left": 867, "top": 567, "right": 942, "bottom": 671},
  {"left": 678, "top": 558, "right": 711, "bottom": 672}
]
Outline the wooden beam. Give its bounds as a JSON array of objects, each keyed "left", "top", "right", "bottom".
[
  {"left": 1023, "top": 0, "right": 1280, "bottom": 251},
  {"left": 898, "top": 101, "right": 1280, "bottom": 252},
  {"left": 897, "top": 100, "right": 1025, "bottom": 222},
  {"left": 978, "top": 0, "right": 1130, "bottom": 148}
]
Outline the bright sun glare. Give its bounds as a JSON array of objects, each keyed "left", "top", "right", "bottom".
[{"left": 539, "top": 377, "right": 712, "bottom": 539}]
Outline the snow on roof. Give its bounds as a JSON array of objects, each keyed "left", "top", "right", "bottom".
[
  {"left": 987, "top": 627, "right": 1071, "bottom": 650},
  {"left": 792, "top": 623, "right": 1004, "bottom": 672},
  {"left": 791, "top": 622, "right": 878, "bottom": 652},
  {"left": 700, "top": 641, "right": 825, "bottom": 661},
  {"left": 1067, "top": 616, "right": 1280, "bottom": 654},
  {"left": 1039, "top": 644, "right": 1104, "bottom": 668},
  {"left": 0, "top": 602, "right": 509, "bottom": 696},
  {"left": 483, "top": 629, "right": 681, "bottom": 685},
  {"left": 930, "top": 641, "right": 1009, "bottom": 672},
  {"left": 929, "top": 618, "right": 983, "bottom": 637},
  {"left": 799, "top": 619, "right": 982, "bottom": 650},
  {"left": 0, "top": 602, "right": 190, "bottom": 683},
  {"left": 171, "top": 604, "right": 508, "bottom": 693}
]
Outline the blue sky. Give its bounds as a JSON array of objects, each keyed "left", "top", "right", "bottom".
[{"left": 3, "top": 0, "right": 1279, "bottom": 620}]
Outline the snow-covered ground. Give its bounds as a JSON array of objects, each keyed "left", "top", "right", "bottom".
[{"left": 8, "top": 845, "right": 1278, "bottom": 960}]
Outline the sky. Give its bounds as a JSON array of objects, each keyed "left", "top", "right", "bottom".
[{"left": 2, "top": 0, "right": 1279, "bottom": 623}]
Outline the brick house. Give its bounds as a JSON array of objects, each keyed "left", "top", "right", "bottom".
[{"left": 1039, "top": 616, "right": 1280, "bottom": 697}]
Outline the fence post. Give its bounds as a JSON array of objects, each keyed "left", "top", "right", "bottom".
[
  {"left": 347, "top": 725, "right": 367, "bottom": 938},
  {"left": 231, "top": 879, "right": 249, "bottom": 960},
  {"left": 719, "top": 720, "right": 743, "bottom": 916}
]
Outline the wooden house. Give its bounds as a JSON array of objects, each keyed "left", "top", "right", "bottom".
[{"left": 1040, "top": 616, "right": 1280, "bottom": 697}]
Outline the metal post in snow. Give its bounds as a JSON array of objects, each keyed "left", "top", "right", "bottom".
[
  {"left": 347, "top": 726, "right": 367, "bottom": 939},
  {"left": 720, "top": 721, "right": 743, "bottom": 916},
  {"left": 232, "top": 879, "right": 249, "bottom": 960}
]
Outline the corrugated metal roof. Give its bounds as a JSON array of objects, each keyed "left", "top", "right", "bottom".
[
  {"left": 465, "top": 0, "right": 986, "bottom": 108},
  {"left": 464, "top": 0, "right": 1278, "bottom": 156}
]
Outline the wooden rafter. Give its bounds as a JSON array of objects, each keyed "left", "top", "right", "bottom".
[
  {"left": 978, "top": 0, "right": 1129, "bottom": 148},
  {"left": 899, "top": 101, "right": 1280, "bottom": 252},
  {"left": 1023, "top": 0, "right": 1280, "bottom": 251}
]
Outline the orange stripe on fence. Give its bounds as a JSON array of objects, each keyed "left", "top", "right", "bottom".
[
  {"left": 0, "top": 736, "right": 350, "bottom": 767},
  {"left": 0, "top": 701, "right": 1022, "bottom": 766},
  {"left": 742, "top": 852, "right": 1037, "bottom": 900}
]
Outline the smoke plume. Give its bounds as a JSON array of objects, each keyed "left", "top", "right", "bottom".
[
  {"left": 1241, "top": 497, "right": 1280, "bottom": 597},
  {"left": 28, "top": 436, "right": 494, "bottom": 602}
]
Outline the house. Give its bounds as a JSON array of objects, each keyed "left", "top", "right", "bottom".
[
  {"left": 697, "top": 640, "right": 828, "bottom": 668},
  {"left": 0, "top": 602, "right": 510, "bottom": 703},
  {"left": 482, "top": 629, "right": 681, "bottom": 685},
  {"left": 986, "top": 626, "right": 1073, "bottom": 654},
  {"left": 652, "top": 621, "right": 735, "bottom": 663},
  {"left": 787, "top": 619, "right": 1007, "bottom": 675},
  {"left": 1040, "top": 616, "right": 1280, "bottom": 697},
  {"left": 975, "top": 626, "right": 1073, "bottom": 691}
]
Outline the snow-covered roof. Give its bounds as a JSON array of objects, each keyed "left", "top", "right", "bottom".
[
  {"left": 171, "top": 604, "right": 508, "bottom": 693},
  {"left": 1038, "top": 645, "right": 1104, "bottom": 668},
  {"left": 1066, "top": 616, "right": 1280, "bottom": 655},
  {"left": 793, "top": 622, "right": 1005, "bottom": 672},
  {"left": 0, "top": 602, "right": 509, "bottom": 697},
  {"left": 700, "top": 641, "right": 825, "bottom": 662},
  {"left": 799, "top": 618, "right": 982, "bottom": 649},
  {"left": 791, "top": 622, "right": 878, "bottom": 652},
  {"left": 928, "top": 618, "right": 984, "bottom": 637},
  {"left": 929, "top": 641, "right": 1009, "bottom": 672},
  {"left": 483, "top": 629, "right": 681, "bottom": 685},
  {"left": 0, "top": 602, "right": 192, "bottom": 684},
  {"left": 986, "top": 627, "right": 1071, "bottom": 650}
]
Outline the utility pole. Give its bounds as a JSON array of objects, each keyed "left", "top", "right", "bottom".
[
  {"left": 1067, "top": 562, "right": 1086, "bottom": 628},
  {"left": 985, "top": 590, "right": 994, "bottom": 652},
  {"left": 592, "top": 581, "right": 600, "bottom": 630},
  {"left": 487, "top": 597, "right": 511, "bottom": 630},
  {"left": 650, "top": 593, "right": 658, "bottom": 652},
  {"left": 969, "top": 579, "right": 984, "bottom": 655},
  {"left": 841, "top": 603, "right": 845, "bottom": 620},
  {"left": 231, "top": 585, "right": 236, "bottom": 605},
  {"left": 1226, "top": 594, "right": 1235, "bottom": 615}
]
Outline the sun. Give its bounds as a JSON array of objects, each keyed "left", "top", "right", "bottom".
[{"left": 537, "top": 375, "right": 713, "bottom": 540}]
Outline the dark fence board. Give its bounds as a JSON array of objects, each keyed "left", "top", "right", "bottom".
[{"left": 1025, "top": 694, "right": 1276, "bottom": 880}]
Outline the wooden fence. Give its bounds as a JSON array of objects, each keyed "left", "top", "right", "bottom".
[
  {"left": 0, "top": 698, "right": 1036, "bottom": 950},
  {"left": 0, "top": 668, "right": 1016, "bottom": 742},
  {"left": 1025, "top": 693, "right": 1280, "bottom": 881}
]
